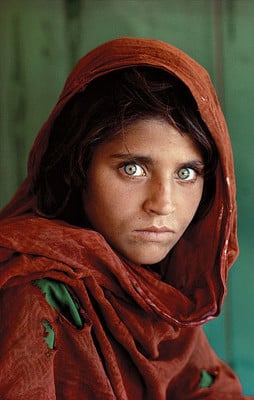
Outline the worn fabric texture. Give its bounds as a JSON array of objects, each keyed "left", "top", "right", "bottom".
[{"left": 0, "top": 37, "right": 252, "bottom": 399}]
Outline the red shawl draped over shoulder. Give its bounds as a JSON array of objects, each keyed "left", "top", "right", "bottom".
[{"left": 0, "top": 38, "right": 251, "bottom": 399}]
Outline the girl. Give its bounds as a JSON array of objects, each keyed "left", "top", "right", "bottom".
[{"left": 0, "top": 37, "right": 252, "bottom": 399}]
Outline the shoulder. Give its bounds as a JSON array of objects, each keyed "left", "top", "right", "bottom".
[
  {"left": 0, "top": 281, "right": 57, "bottom": 348},
  {"left": 0, "top": 278, "right": 84, "bottom": 330},
  {"left": 0, "top": 282, "right": 57, "bottom": 398}
]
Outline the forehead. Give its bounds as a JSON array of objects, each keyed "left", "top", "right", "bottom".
[{"left": 98, "top": 117, "right": 203, "bottom": 160}]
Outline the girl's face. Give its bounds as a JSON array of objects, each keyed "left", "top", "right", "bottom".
[{"left": 83, "top": 118, "right": 204, "bottom": 265}]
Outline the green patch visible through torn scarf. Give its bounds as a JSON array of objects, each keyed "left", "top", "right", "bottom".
[
  {"left": 33, "top": 278, "right": 83, "bottom": 329},
  {"left": 200, "top": 369, "right": 214, "bottom": 388},
  {"left": 42, "top": 320, "right": 54, "bottom": 349},
  {"left": 34, "top": 278, "right": 84, "bottom": 349}
]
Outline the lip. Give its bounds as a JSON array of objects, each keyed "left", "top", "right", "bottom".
[
  {"left": 133, "top": 226, "right": 174, "bottom": 242},
  {"left": 139, "top": 226, "right": 173, "bottom": 233}
]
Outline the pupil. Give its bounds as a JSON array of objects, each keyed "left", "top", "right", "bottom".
[
  {"left": 125, "top": 164, "right": 136, "bottom": 175},
  {"left": 179, "top": 168, "right": 189, "bottom": 179}
]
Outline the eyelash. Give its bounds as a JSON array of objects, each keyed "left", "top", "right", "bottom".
[
  {"left": 176, "top": 167, "right": 201, "bottom": 182},
  {"left": 119, "top": 162, "right": 203, "bottom": 182},
  {"left": 119, "top": 162, "right": 146, "bottom": 177}
]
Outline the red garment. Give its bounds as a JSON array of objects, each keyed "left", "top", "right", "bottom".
[{"left": 0, "top": 37, "right": 252, "bottom": 399}]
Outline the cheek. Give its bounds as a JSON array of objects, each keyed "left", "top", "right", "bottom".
[
  {"left": 83, "top": 175, "right": 124, "bottom": 229},
  {"left": 189, "top": 184, "right": 204, "bottom": 216},
  {"left": 180, "top": 184, "right": 204, "bottom": 221}
]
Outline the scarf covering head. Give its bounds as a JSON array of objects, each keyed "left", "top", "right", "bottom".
[
  {"left": 0, "top": 37, "right": 238, "bottom": 327},
  {"left": 0, "top": 38, "right": 246, "bottom": 400}
]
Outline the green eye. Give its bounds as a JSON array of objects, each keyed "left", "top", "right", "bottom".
[
  {"left": 177, "top": 167, "right": 196, "bottom": 180},
  {"left": 123, "top": 163, "right": 144, "bottom": 176}
]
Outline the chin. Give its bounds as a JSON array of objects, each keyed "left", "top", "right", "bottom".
[{"left": 125, "top": 251, "right": 168, "bottom": 266}]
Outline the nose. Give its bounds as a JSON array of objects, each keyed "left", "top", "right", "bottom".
[{"left": 143, "top": 179, "right": 176, "bottom": 216}]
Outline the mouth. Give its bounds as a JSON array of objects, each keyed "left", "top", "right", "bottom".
[{"left": 133, "top": 226, "right": 174, "bottom": 242}]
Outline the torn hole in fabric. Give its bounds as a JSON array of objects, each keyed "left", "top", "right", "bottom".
[
  {"left": 42, "top": 320, "right": 55, "bottom": 350},
  {"left": 33, "top": 278, "right": 84, "bottom": 329},
  {"left": 200, "top": 369, "right": 215, "bottom": 389}
]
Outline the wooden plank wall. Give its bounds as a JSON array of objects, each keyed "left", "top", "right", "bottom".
[{"left": 0, "top": 0, "right": 253, "bottom": 394}]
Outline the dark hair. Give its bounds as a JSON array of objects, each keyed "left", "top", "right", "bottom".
[{"left": 33, "top": 67, "right": 217, "bottom": 225}]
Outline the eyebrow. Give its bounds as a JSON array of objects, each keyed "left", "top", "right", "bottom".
[
  {"left": 110, "top": 153, "right": 205, "bottom": 168},
  {"left": 110, "top": 153, "right": 154, "bottom": 165}
]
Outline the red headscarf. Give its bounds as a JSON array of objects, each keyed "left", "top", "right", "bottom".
[
  {"left": 0, "top": 37, "right": 238, "bottom": 324},
  {"left": 0, "top": 38, "right": 247, "bottom": 399}
]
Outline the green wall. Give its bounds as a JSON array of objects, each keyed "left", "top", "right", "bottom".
[{"left": 0, "top": 0, "right": 253, "bottom": 394}]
